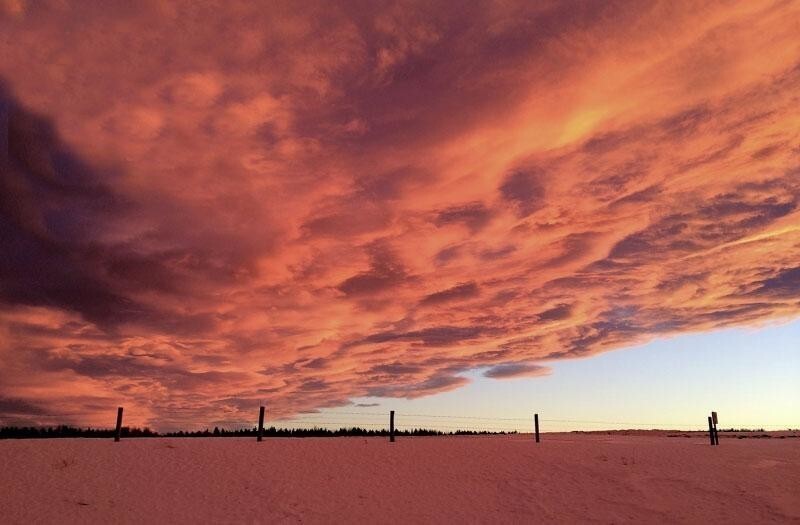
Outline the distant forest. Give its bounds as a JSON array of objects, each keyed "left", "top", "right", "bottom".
[{"left": 0, "top": 425, "right": 517, "bottom": 439}]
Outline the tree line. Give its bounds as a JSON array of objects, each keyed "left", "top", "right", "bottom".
[
  {"left": 1, "top": 425, "right": 517, "bottom": 439},
  {"left": 0, "top": 425, "right": 157, "bottom": 439}
]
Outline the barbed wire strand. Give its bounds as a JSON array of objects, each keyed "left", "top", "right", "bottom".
[
  {"left": 283, "top": 415, "right": 794, "bottom": 428},
  {"left": 4, "top": 412, "right": 796, "bottom": 431}
]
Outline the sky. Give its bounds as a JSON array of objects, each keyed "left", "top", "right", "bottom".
[
  {"left": 300, "top": 319, "right": 800, "bottom": 433},
  {"left": 1, "top": 0, "right": 799, "bottom": 431}
]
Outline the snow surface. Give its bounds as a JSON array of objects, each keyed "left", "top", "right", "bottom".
[{"left": 1, "top": 434, "right": 798, "bottom": 523}]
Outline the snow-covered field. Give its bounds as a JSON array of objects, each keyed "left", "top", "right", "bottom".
[{"left": 1, "top": 433, "right": 798, "bottom": 523}]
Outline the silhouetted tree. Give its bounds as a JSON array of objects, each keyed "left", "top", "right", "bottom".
[{"left": 1, "top": 425, "right": 517, "bottom": 439}]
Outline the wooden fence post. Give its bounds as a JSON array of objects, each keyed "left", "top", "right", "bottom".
[
  {"left": 707, "top": 416, "right": 715, "bottom": 446},
  {"left": 114, "top": 407, "right": 123, "bottom": 442},
  {"left": 257, "top": 406, "right": 265, "bottom": 442},
  {"left": 390, "top": 410, "right": 395, "bottom": 443},
  {"left": 534, "top": 413, "right": 540, "bottom": 443},
  {"left": 712, "top": 411, "right": 719, "bottom": 445}
]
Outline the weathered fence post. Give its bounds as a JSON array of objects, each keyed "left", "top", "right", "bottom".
[
  {"left": 257, "top": 406, "right": 265, "bottom": 442},
  {"left": 389, "top": 410, "right": 395, "bottom": 443},
  {"left": 114, "top": 406, "right": 123, "bottom": 442},
  {"left": 707, "top": 415, "right": 715, "bottom": 446},
  {"left": 712, "top": 411, "right": 719, "bottom": 445},
  {"left": 534, "top": 413, "right": 540, "bottom": 443}
]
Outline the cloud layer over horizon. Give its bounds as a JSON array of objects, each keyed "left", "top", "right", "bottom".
[{"left": 1, "top": 0, "right": 799, "bottom": 429}]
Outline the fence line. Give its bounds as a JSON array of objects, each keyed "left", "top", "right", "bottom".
[
  {"left": 281, "top": 414, "right": 793, "bottom": 428},
  {"left": 4, "top": 414, "right": 794, "bottom": 430},
  {"left": 288, "top": 421, "right": 519, "bottom": 432},
  {"left": 3, "top": 405, "right": 797, "bottom": 444}
]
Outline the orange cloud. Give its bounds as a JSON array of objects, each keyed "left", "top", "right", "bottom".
[{"left": 1, "top": 1, "right": 799, "bottom": 429}]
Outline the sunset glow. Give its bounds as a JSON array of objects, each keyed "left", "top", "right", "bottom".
[{"left": 1, "top": 1, "right": 799, "bottom": 430}]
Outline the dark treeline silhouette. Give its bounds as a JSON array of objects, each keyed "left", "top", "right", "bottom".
[
  {"left": 1, "top": 425, "right": 517, "bottom": 439},
  {"left": 0, "top": 425, "right": 157, "bottom": 439}
]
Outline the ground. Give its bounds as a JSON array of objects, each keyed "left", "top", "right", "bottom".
[{"left": 1, "top": 433, "right": 798, "bottom": 523}]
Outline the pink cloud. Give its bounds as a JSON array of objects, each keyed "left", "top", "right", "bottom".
[{"left": 1, "top": 1, "right": 799, "bottom": 429}]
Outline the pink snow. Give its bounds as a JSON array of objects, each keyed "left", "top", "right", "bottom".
[{"left": 1, "top": 433, "right": 798, "bottom": 523}]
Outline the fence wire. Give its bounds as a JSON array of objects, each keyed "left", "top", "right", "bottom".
[
  {"left": 273, "top": 412, "right": 795, "bottom": 433},
  {"left": 3, "top": 409, "right": 796, "bottom": 435}
]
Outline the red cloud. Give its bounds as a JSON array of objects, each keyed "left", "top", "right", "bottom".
[{"left": 1, "top": 1, "right": 799, "bottom": 430}]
